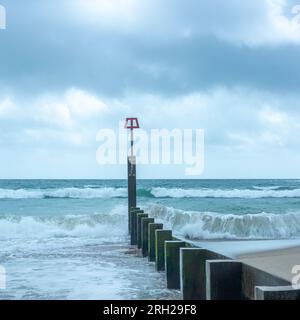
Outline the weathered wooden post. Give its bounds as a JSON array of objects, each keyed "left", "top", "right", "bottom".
[
  {"left": 137, "top": 213, "right": 148, "bottom": 249},
  {"left": 165, "top": 241, "right": 186, "bottom": 289},
  {"left": 206, "top": 260, "right": 243, "bottom": 300},
  {"left": 125, "top": 118, "right": 140, "bottom": 233},
  {"left": 180, "top": 248, "right": 206, "bottom": 300},
  {"left": 148, "top": 223, "right": 163, "bottom": 262},
  {"left": 155, "top": 230, "right": 173, "bottom": 271},
  {"left": 255, "top": 286, "right": 300, "bottom": 300},
  {"left": 130, "top": 209, "right": 144, "bottom": 245},
  {"left": 141, "top": 218, "right": 155, "bottom": 257}
]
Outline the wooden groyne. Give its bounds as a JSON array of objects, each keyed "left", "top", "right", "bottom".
[
  {"left": 129, "top": 204, "right": 300, "bottom": 300},
  {"left": 125, "top": 119, "right": 300, "bottom": 300}
]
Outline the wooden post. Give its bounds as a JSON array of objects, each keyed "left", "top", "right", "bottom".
[
  {"left": 137, "top": 213, "right": 148, "bottom": 249},
  {"left": 130, "top": 209, "right": 144, "bottom": 245},
  {"left": 155, "top": 230, "right": 173, "bottom": 271},
  {"left": 148, "top": 223, "right": 163, "bottom": 262},
  {"left": 165, "top": 241, "right": 186, "bottom": 289},
  {"left": 206, "top": 260, "right": 243, "bottom": 300},
  {"left": 141, "top": 218, "right": 155, "bottom": 257},
  {"left": 127, "top": 156, "right": 136, "bottom": 233},
  {"left": 255, "top": 286, "right": 300, "bottom": 300},
  {"left": 180, "top": 248, "right": 207, "bottom": 300}
]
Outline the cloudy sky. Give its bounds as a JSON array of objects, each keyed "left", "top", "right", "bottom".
[{"left": 0, "top": 0, "right": 300, "bottom": 179}]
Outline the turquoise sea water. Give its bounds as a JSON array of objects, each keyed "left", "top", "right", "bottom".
[{"left": 0, "top": 179, "right": 300, "bottom": 299}]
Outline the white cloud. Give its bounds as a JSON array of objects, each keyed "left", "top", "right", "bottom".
[
  {"left": 260, "top": 131, "right": 284, "bottom": 146},
  {"left": 70, "top": 0, "right": 300, "bottom": 46},
  {"left": 65, "top": 88, "right": 107, "bottom": 118},
  {"left": 109, "top": 88, "right": 300, "bottom": 154},
  {"left": 0, "top": 97, "right": 17, "bottom": 118},
  {"left": 0, "top": 88, "right": 109, "bottom": 148},
  {"left": 34, "top": 88, "right": 108, "bottom": 129},
  {"left": 259, "top": 106, "right": 290, "bottom": 128},
  {"left": 258, "top": 105, "right": 300, "bottom": 147},
  {"left": 2, "top": 86, "right": 300, "bottom": 177},
  {"left": 258, "top": 0, "right": 300, "bottom": 44},
  {"left": 2, "top": 87, "right": 300, "bottom": 152},
  {"left": 24, "top": 128, "right": 84, "bottom": 146},
  {"left": 72, "top": 0, "right": 141, "bottom": 30},
  {"left": 36, "top": 101, "right": 74, "bottom": 128}
]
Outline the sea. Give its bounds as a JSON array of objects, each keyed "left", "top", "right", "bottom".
[{"left": 1, "top": 179, "right": 300, "bottom": 299}]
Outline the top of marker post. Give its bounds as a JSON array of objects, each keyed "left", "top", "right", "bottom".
[
  {"left": 125, "top": 118, "right": 139, "bottom": 166},
  {"left": 124, "top": 118, "right": 140, "bottom": 130}
]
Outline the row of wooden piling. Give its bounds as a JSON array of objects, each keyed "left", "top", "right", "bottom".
[
  {"left": 130, "top": 207, "right": 183, "bottom": 289},
  {"left": 129, "top": 207, "right": 300, "bottom": 300},
  {"left": 129, "top": 207, "right": 228, "bottom": 299},
  {"left": 126, "top": 155, "right": 300, "bottom": 300}
]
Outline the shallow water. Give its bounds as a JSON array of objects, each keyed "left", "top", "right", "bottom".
[
  {"left": 0, "top": 239, "right": 180, "bottom": 300},
  {"left": 0, "top": 179, "right": 300, "bottom": 299}
]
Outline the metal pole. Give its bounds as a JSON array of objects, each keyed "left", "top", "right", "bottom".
[
  {"left": 130, "top": 128, "right": 134, "bottom": 176},
  {"left": 131, "top": 128, "right": 134, "bottom": 158},
  {"left": 125, "top": 118, "right": 139, "bottom": 234}
]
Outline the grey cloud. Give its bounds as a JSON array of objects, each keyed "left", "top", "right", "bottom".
[{"left": 0, "top": 0, "right": 300, "bottom": 98}]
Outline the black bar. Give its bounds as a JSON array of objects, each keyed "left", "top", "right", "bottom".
[{"left": 0, "top": 300, "right": 296, "bottom": 319}]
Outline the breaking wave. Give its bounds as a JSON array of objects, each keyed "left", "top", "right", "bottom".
[
  {"left": 0, "top": 206, "right": 128, "bottom": 240},
  {"left": 1, "top": 186, "right": 300, "bottom": 200},
  {"left": 252, "top": 186, "right": 281, "bottom": 190},
  {"left": 0, "top": 187, "right": 127, "bottom": 199},
  {"left": 147, "top": 204, "right": 300, "bottom": 240},
  {"left": 150, "top": 187, "right": 300, "bottom": 198}
]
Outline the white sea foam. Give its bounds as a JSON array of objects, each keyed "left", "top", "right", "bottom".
[
  {"left": 0, "top": 187, "right": 127, "bottom": 199},
  {"left": 1, "top": 186, "right": 299, "bottom": 199},
  {"left": 0, "top": 205, "right": 128, "bottom": 240},
  {"left": 146, "top": 204, "right": 300, "bottom": 240},
  {"left": 0, "top": 203, "right": 177, "bottom": 300},
  {"left": 252, "top": 186, "right": 281, "bottom": 190},
  {"left": 150, "top": 187, "right": 300, "bottom": 198}
]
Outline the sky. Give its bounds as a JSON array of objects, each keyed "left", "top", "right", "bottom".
[{"left": 0, "top": 0, "right": 300, "bottom": 179}]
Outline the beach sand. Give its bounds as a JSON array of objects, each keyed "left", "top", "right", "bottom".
[
  {"left": 187, "top": 239, "right": 300, "bottom": 283},
  {"left": 237, "top": 246, "right": 300, "bottom": 282}
]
